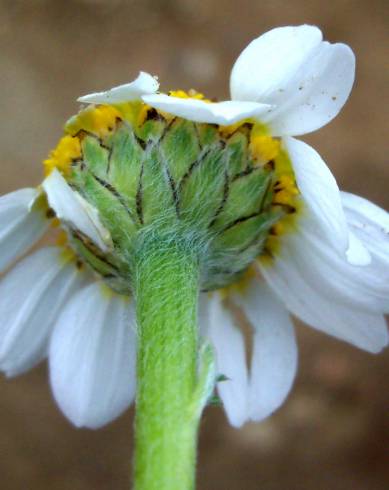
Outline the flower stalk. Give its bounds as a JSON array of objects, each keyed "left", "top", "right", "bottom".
[{"left": 133, "top": 237, "right": 206, "bottom": 490}]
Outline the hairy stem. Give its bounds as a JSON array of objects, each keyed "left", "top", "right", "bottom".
[{"left": 133, "top": 239, "right": 202, "bottom": 490}]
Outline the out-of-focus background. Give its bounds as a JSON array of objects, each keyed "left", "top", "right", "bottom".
[{"left": 0, "top": 0, "right": 388, "bottom": 488}]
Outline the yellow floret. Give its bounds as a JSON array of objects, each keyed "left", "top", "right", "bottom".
[
  {"left": 271, "top": 222, "right": 285, "bottom": 235},
  {"left": 274, "top": 175, "right": 296, "bottom": 190},
  {"left": 50, "top": 217, "right": 61, "bottom": 228},
  {"left": 56, "top": 230, "right": 68, "bottom": 247},
  {"left": 250, "top": 135, "right": 281, "bottom": 164},
  {"left": 65, "top": 105, "right": 121, "bottom": 138},
  {"left": 169, "top": 89, "right": 209, "bottom": 101},
  {"left": 220, "top": 263, "right": 258, "bottom": 299},
  {"left": 43, "top": 135, "right": 81, "bottom": 176},
  {"left": 59, "top": 247, "right": 77, "bottom": 265},
  {"left": 259, "top": 148, "right": 302, "bottom": 263},
  {"left": 273, "top": 189, "right": 298, "bottom": 205},
  {"left": 115, "top": 101, "right": 150, "bottom": 127},
  {"left": 219, "top": 120, "right": 250, "bottom": 137}
]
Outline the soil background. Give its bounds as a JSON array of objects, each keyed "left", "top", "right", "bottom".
[{"left": 0, "top": 1, "right": 388, "bottom": 489}]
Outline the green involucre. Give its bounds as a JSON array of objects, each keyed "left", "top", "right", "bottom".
[{"left": 66, "top": 114, "right": 282, "bottom": 292}]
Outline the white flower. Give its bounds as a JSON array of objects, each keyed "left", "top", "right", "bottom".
[{"left": 0, "top": 25, "right": 388, "bottom": 430}]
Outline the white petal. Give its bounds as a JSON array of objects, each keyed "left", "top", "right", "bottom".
[
  {"left": 341, "top": 192, "right": 389, "bottom": 267},
  {"left": 0, "top": 248, "right": 87, "bottom": 376},
  {"left": 233, "top": 278, "right": 297, "bottom": 422},
  {"left": 42, "top": 169, "right": 112, "bottom": 252},
  {"left": 49, "top": 283, "right": 136, "bottom": 428},
  {"left": 206, "top": 293, "right": 248, "bottom": 427},
  {"left": 259, "top": 238, "right": 389, "bottom": 353},
  {"left": 231, "top": 25, "right": 355, "bottom": 136},
  {"left": 142, "top": 94, "right": 273, "bottom": 125},
  {"left": 341, "top": 192, "right": 389, "bottom": 230},
  {"left": 346, "top": 231, "right": 371, "bottom": 266},
  {"left": 0, "top": 188, "right": 48, "bottom": 272},
  {"left": 288, "top": 228, "right": 389, "bottom": 313},
  {"left": 284, "top": 137, "right": 349, "bottom": 252},
  {"left": 231, "top": 25, "right": 322, "bottom": 102},
  {"left": 78, "top": 71, "right": 159, "bottom": 104}
]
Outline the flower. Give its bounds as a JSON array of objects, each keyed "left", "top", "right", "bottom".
[{"left": 0, "top": 25, "right": 388, "bottom": 429}]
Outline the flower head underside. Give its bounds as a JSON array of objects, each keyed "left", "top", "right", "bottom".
[
  {"left": 0, "top": 25, "right": 387, "bottom": 431},
  {"left": 43, "top": 99, "right": 301, "bottom": 293}
]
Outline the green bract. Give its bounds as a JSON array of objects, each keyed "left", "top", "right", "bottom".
[{"left": 66, "top": 114, "right": 282, "bottom": 292}]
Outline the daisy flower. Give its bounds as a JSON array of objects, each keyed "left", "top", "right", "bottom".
[{"left": 0, "top": 24, "right": 388, "bottom": 488}]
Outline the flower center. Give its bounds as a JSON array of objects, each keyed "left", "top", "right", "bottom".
[{"left": 43, "top": 97, "right": 300, "bottom": 293}]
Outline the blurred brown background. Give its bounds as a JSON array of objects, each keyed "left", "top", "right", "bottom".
[{"left": 0, "top": 0, "right": 388, "bottom": 489}]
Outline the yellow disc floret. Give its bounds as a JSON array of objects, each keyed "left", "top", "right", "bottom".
[
  {"left": 169, "top": 89, "right": 210, "bottom": 102},
  {"left": 220, "top": 263, "right": 258, "bottom": 299},
  {"left": 218, "top": 120, "right": 250, "bottom": 137},
  {"left": 56, "top": 230, "right": 68, "bottom": 247},
  {"left": 65, "top": 104, "right": 121, "bottom": 138},
  {"left": 260, "top": 148, "right": 302, "bottom": 262},
  {"left": 250, "top": 135, "right": 281, "bottom": 165},
  {"left": 43, "top": 135, "right": 81, "bottom": 176},
  {"left": 115, "top": 101, "right": 150, "bottom": 128},
  {"left": 272, "top": 175, "right": 300, "bottom": 205}
]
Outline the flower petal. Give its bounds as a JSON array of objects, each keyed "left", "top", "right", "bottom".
[
  {"left": 284, "top": 137, "right": 349, "bottom": 253},
  {"left": 49, "top": 283, "right": 136, "bottom": 428},
  {"left": 0, "top": 188, "right": 48, "bottom": 272},
  {"left": 78, "top": 71, "right": 159, "bottom": 104},
  {"left": 42, "top": 169, "right": 112, "bottom": 252},
  {"left": 290, "top": 227, "right": 389, "bottom": 312},
  {"left": 230, "top": 25, "right": 355, "bottom": 136},
  {"left": 341, "top": 191, "right": 389, "bottom": 268},
  {"left": 233, "top": 278, "right": 297, "bottom": 422},
  {"left": 142, "top": 93, "right": 273, "bottom": 125},
  {"left": 206, "top": 293, "right": 248, "bottom": 427},
  {"left": 346, "top": 230, "right": 371, "bottom": 266},
  {"left": 231, "top": 25, "right": 322, "bottom": 102},
  {"left": 260, "top": 233, "right": 389, "bottom": 353},
  {"left": 0, "top": 248, "right": 87, "bottom": 376}
]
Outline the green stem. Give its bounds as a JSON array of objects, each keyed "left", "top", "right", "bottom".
[{"left": 133, "top": 239, "right": 206, "bottom": 490}]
